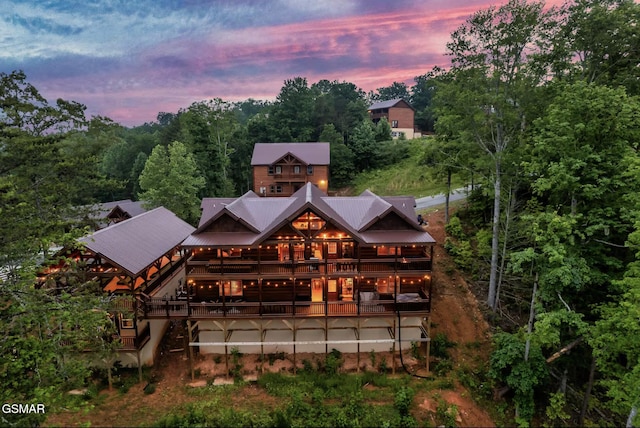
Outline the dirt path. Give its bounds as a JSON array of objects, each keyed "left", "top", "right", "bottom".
[{"left": 46, "top": 208, "right": 495, "bottom": 427}]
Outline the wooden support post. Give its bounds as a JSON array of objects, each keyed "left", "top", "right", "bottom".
[
  {"left": 187, "top": 320, "right": 195, "bottom": 381},
  {"left": 224, "top": 322, "right": 229, "bottom": 378},
  {"left": 392, "top": 317, "right": 396, "bottom": 375},
  {"left": 136, "top": 349, "right": 143, "bottom": 383},
  {"left": 356, "top": 318, "right": 361, "bottom": 373},
  {"left": 425, "top": 317, "right": 431, "bottom": 372},
  {"left": 260, "top": 323, "right": 265, "bottom": 375},
  {"left": 293, "top": 320, "right": 297, "bottom": 375}
]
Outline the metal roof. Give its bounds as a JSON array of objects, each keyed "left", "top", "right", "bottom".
[
  {"left": 79, "top": 207, "right": 195, "bottom": 276},
  {"left": 109, "top": 200, "right": 147, "bottom": 218},
  {"left": 185, "top": 183, "right": 435, "bottom": 247},
  {"left": 368, "top": 99, "right": 415, "bottom": 111},
  {"left": 250, "top": 142, "right": 330, "bottom": 165}
]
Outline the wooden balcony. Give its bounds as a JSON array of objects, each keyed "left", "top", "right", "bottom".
[
  {"left": 141, "top": 290, "right": 430, "bottom": 320},
  {"left": 187, "top": 258, "right": 432, "bottom": 277}
]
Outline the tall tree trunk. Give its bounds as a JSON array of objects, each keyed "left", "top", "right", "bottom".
[
  {"left": 488, "top": 160, "right": 501, "bottom": 310},
  {"left": 496, "top": 184, "right": 516, "bottom": 310},
  {"left": 627, "top": 406, "right": 638, "bottom": 428},
  {"left": 445, "top": 169, "right": 452, "bottom": 224},
  {"left": 579, "top": 355, "right": 597, "bottom": 426},
  {"left": 524, "top": 273, "right": 538, "bottom": 362}
]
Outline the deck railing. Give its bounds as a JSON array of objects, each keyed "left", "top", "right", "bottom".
[
  {"left": 142, "top": 293, "right": 430, "bottom": 319},
  {"left": 187, "top": 258, "right": 431, "bottom": 277}
]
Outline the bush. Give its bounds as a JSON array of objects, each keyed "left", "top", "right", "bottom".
[
  {"left": 431, "top": 332, "right": 456, "bottom": 359},
  {"left": 394, "top": 387, "right": 415, "bottom": 416},
  {"left": 324, "top": 349, "right": 343, "bottom": 375},
  {"left": 445, "top": 216, "right": 466, "bottom": 240},
  {"left": 436, "top": 399, "right": 459, "bottom": 427}
]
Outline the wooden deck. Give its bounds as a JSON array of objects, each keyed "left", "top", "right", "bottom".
[{"left": 142, "top": 295, "right": 430, "bottom": 320}]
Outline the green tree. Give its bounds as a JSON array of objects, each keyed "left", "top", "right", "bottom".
[
  {"left": 319, "top": 123, "right": 344, "bottom": 145},
  {"left": 348, "top": 119, "right": 377, "bottom": 171},
  {"left": 180, "top": 99, "right": 236, "bottom": 197},
  {"left": 373, "top": 81, "right": 410, "bottom": 101},
  {"left": 311, "top": 80, "right": 368, "bottom": 143},
  {"left": 138, "top": 141, "right": 205, "bottom": 224},
  {"left": 591, "top": 223, "right": 640, "bottom": 427},
  {"left": 374, "top": 117, "right": 392, "bottom": 142},
  {"left": 0, "top": 71, "right": 121, "bottom": 425},
  {"left": 435, "top": 0, "right": 556, "bottom": 310},
  {"left": 411, "top": 72, "right": 440, "bottom": 133},
  {"left": 553, "top": 0, "right": 640, "bottom": 95},
  {"left": 329, "top": 142, "right": 355, "bottom": 189},
  {"left": 271, "top": 77, "right": 315, "bottom": 141}
]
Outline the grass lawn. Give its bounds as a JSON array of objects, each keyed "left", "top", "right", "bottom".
[{"left": 349, "top": 138, "right": 466, "bottom": 197}]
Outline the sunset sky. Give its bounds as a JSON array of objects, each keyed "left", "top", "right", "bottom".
[{"left": 2, "top": 0, "right": 559, "bottom": 126}]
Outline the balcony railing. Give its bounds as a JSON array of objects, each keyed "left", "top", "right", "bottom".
[
  {"left": 142, "top": 292, "right": 430, "bottom": 320},
  {"left": 119, "top": 323, "right": 151, "bottom": 350},
  {"left": 187, "top": 258, "right": 431, "bottom": 277}
]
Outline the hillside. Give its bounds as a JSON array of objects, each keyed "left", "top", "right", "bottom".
[
  {"left": 348, "top": 138, "right": 464, "bottom": 197},
  {"left": 45, "top": 206, "right": 497, "bottom": 428}
]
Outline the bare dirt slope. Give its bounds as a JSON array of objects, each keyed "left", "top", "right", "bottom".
[{"left": 46, "top": 208, "right": 495, "bottom": 427}]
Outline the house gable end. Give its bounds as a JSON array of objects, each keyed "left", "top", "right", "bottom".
[
  {"left": 365, "top": 211, "right": 415, "bottom": 231},
  {"left": 202, "top": 212, "right": 256, "bottom": 234}
]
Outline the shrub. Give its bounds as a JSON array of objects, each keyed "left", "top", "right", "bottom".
[
  {"left": 394, "top": 387, "right": 415, "bottom": 416},
  {"left": 445, "top": 215, "right": 466, "bottom": 240},
  {"left": 431, "top": 332, "right": 456, "bottom": 359}
]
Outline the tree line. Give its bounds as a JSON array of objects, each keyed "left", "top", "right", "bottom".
[
  {"left": 430, "top": 0, "right": 640, "bottom": 425},
  {"left": 0, "top": 65, "right": 433, "bottom": 425}
]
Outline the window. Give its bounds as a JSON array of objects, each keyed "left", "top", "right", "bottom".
[
  {"left": 377, "top": 278, "right": 393, "bottom": 294},
  {"left": 275, "top": 165, "right": 282, "bottom": 174},
  {"left": 268, "top": 166, "right": 274, "bottom": 175},
  {"left": 293, "top": 165, "right": 301, "bottom": 174},
  {"left": 275, "top": 185, "right": 283, "bottom": 193},
  {"left": 376, "top": 246, "right": 400, "bottom": 256},
  {"left": 270, "top": 185, "right": 275, "bottom": 193},
  {"left": 259, "top": 186, "right": 266, "bottom": 195},
  {"left": 327, "top": 242, "right": 337, "bottom": 255},
  {"left": 221, "top": 280, "right": 243, "bottom": 296},
  {"left": 391, "top": 120, "right": 399, "bottom": 128},
  {"left": 307, "top": 165, "right": 314, "bottom": 175},
  {"left": 120, "top": 318, "right": 134, "bottom": 329}
]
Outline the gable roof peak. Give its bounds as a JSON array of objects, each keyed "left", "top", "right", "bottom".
[{"left": 251, "top": 142, "right": 330, "bottom": 166}]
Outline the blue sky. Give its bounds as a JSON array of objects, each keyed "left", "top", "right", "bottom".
[{"left": 2, "top": 0, "right": 538, "bottom": 126}]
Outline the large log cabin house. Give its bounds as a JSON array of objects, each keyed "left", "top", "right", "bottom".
[
  {"left": 42, "top": 183, "right": 435, "bottom": 372},
  {"left": 173, "top": 183, "right": 435, "bottom": 370}
]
